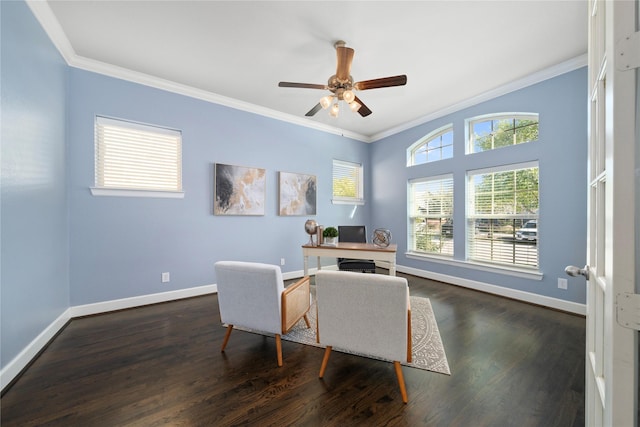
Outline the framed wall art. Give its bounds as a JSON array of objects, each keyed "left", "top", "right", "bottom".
[
  {"left": 214, "top": 163, "right": 266, "bottom": 215},
  {"left": 278, "top": 171, "right": 317, "bottom": 216}
]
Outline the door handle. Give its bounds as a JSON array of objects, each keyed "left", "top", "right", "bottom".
[{"left": 565, "top": 264, "right": 590, "bottom": 280}]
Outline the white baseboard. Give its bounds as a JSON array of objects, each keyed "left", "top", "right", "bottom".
[
  {"left": 284, "top": 263, "right": 585, "bottom": 314},
  {"left": 1, "top": 283, "right": 217, "bottom": 393},
  {"left": 69, "top": 284, "right": 217, "bottom": 318},
  {"left": 397, "top": 265, "right": 586, "bottom": 316},
  {"left": 0, "top": 308, "right": 72, "bottom": 391}
]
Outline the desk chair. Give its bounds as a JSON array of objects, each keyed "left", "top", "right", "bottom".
[{"left": 337, "top": 225, "right": 376, "bottom": 273}]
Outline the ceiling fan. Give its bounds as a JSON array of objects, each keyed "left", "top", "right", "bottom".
[{"left": 278, "top": 40, "right": 407, "bottom": 118}]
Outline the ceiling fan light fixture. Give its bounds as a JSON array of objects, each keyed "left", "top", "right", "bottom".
[
  {"left": 320, "top": 95, "right": 333, "bottom": 109},
  {"left": 342, "top": 89, "right": 355, "bottom": 104},
  {"left": 330, "top": 103, "right": 339, "bottom": 117},
  {"left": 278, "top": 41, "right": 407, "bottom": 119}
]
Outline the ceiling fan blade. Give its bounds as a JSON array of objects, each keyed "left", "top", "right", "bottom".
[
  {"left": 335, "top": 46, "right": 355, "bottom": 82},
  {"left": 305, "top": 103, "right": 323, "bottom": 117},
  {"left": 279, "top": 82, "right": 327, "bottom": 90},
  {"left": 353, "top": 96, "right": 372, "bottom": 117},
  {"left": 354, "top": 75, "right": 407, "bottom": 91}
]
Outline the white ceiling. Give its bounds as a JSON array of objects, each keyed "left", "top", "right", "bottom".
[{"left": 34, "top": 1, "right": 587, "bottom": 142}]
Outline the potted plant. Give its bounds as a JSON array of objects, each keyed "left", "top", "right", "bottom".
[{"left": 322, "top": 226, "right": 339, "bottom": 245}]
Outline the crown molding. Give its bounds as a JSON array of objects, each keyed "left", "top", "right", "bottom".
[
  {"left": 371, "top": 53, "right": 588, "bottom": 142},
  {"left": 25, "top": 0, "right": 370, "bottom": 142},
  {"left": 25, "top": 0, "right": 585, "bottom": 144},
  {"left": 25, "top": 0, "right": 75, "bottom": 62}
]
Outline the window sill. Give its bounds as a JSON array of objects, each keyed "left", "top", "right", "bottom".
[
  {"left": 90, "top": 188, "right": 185, "bottom": 199},
  {"left": 405, "top": 251, "right": 543, "bottom": 281},
  {"left": 331, "top": 199, "right": 365, "bottom": 206}
]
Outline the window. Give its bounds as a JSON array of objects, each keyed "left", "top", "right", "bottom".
[
  {"left": 332, "top": 159, "right": 364, "bottom": 205},
  {"left": 408, "top": 175, "right": 453, "bottom": 256},
  {"left": 93, "top": 116, "right": 183, "bottom": 197},
  {"left": 467, "top": 163, "right": 539, "bottom": 268},
  {"left": 468, "top": 113, "right": 539, "bottom": 153},
  {"left": 407, "top": 125, "right": 453, "bottom": 166}
]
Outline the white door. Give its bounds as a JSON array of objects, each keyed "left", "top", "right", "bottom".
[{"left": 571, "top": 0, "right": 638, "bottom": 425}]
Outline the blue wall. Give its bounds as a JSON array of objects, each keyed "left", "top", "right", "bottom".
[
  {"left": 1, "top": 1, "right": 70, "bottom": 368},
  {"left": 1, "top": 0, "right": 588, "bottom": 374},
  {"left": 371, "top": 68, "right": 588, "bottom": 304},
  {"left": 67, "top": 69, "right": 369, "bottom": 305}
]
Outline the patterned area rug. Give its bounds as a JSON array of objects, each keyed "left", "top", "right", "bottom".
[{"left": 233, "top": 296, "right": 450, "bottom": 375}]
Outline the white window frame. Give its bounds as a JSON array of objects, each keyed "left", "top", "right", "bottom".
[
  {"left": 407, "top": 124, "right": 454, "bottom": 166},
  {"left": 466, "top": 161, "right": 539, "bottom": 271},
  {"left": 407, "top": 174, "right": 454, "bottom": 257},
  {"left": 91, "top": 116, "right": 184, "bottom": 198},
  {"left": 332, "top": 159, "right": 364, "bottom": 205},
  {"left": 466, "top": 113, "right": 539, "bottom": 154}
]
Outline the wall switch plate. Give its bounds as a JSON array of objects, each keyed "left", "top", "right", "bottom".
[
  {"left": 280, "top": 258, "right": 285, "bottom": 266},
  {"left": 162, "top": 272, "right": 170, "bottom": 283},
  {"left": 558, "top": 278, "right": 568, "bottom": 289}
]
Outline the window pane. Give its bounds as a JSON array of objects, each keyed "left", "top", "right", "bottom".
[
  {"left": 467, "top": 165, "right": 539, "bottom": 268},
  {"left": 414, "top": 145, "right": 427, "bottom": 164},
  {"left": 426, "top": 148, "right": 440, "bottom": 163},
  {"left": 441, "top": 131, "right": 453, "bottom": 146},
  {"left": 409, "top": 176, "right": 453, "bottom": 256},
  {"left": 408, "top": 127, "right": 453, "bottom": 166},
  {"left": 469, "top": 114, "right": 539, "bottom": 153},
  {"left": 442, "top": 144, "right": 453, "bottom": 159},
  {"left": 332, "top": 160, "right": 363, "bottom": 203}
]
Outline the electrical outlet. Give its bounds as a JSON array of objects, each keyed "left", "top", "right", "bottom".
[
  {"left": 162, "top": 272, "right": 170, "bottom": 283},
  {"left": 280, "top": 258, "right": 285, "bottom": 266},
  {"left": 558, "top": 278, "right": 568, "bottom": 290}
]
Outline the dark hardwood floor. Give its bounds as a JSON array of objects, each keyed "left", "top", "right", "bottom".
[{"left": 1, "top": 272, "right": 585, "bottom": 426}]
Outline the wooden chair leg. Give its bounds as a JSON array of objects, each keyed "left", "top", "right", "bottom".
[
  {"left": 275, "top": 334, "right": 283, "bottom": 367},
  {"left": 394, "top": 361, "right": 408, "bottom": 404},
  {"left": 315, "top": 304, "right": 320, "bottom": 343},
  {"left": 303, "top": 314, "right": 311, "bottom": 329},
  {"left": 221, "top": 325, "right": 233, "bottom": 352},
  {"left": 319, "top": 346, "right": 332, "bottom": 378}
]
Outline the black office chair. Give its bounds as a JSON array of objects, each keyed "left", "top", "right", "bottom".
[{"left": 337, "top": 225, "right": 376, "bottom": 273}]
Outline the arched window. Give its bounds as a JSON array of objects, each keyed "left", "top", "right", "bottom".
[
  {"left": 467, "top": 113, "right": 539, "bottom": 154},
  {"left": 407, "top": 124, "right": 453, "bottom": 166}
]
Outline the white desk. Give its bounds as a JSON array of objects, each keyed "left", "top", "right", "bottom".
[{"left": 302, "top": 242, "right": 398, "bottom": 276}]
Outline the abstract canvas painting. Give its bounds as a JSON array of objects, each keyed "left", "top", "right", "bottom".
[
  {"left": 214, "top": 163, "right": 266, "bottom": 215},
  {"left": 278, "top": 171, "right": 317, "bottom": 216}
]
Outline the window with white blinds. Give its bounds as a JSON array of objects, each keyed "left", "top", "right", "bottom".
[
  {"left": 408, "top": 175, "right": 454, "bottom": 256},
  {"left": 332, "top": 159, "right": 364, "bottom": 205},
  {"left": 93, "top": 116, "right": 183, "bottom": 197},
  {"left": 467, "top": 163, "right": 539, "bottom": 268}
]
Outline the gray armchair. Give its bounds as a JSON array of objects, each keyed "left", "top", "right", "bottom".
[
  {"left": 214, "top": 261, "right": 311, "bottom": 367},
  {"left": 315, "top": 270, "right": 412, "bottom": 403}
]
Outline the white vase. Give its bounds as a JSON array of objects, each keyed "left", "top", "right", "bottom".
[{"left": 324, "top": 237, "right": 337, "bottom": 246}]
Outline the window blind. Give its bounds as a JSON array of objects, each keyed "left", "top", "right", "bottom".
[
  {"left": 332, "top": 159, "right": 363, "bottom": 204},
  {"left": 467, "top": 164, "right": 539, "bottom": 267},
  {"left": 95, "top": 116, "right": 182, "bottom": 192},
  {"left": 408, "top": 175, "right": 454, "bottom": 256}
]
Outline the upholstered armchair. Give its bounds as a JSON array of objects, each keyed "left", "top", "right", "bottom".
[
  {"left": 214, "top": 261, "right": 311, "bottom": 367},
  {"left": 315, "top": 270, "right": 412, "bottom": 403}
]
